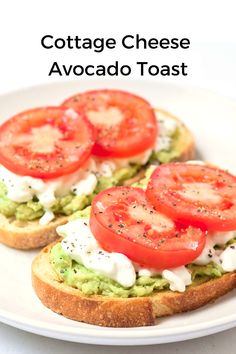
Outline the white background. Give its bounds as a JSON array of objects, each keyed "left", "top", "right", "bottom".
[
  {"left": 0, "top": 0, "right": 236, "bottom": 352},
  {"left": 0, "top": 0, "right": 235, "bottom": 98}
]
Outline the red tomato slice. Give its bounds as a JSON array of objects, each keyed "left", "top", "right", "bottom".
[
  {"left": 62, "top": 89, "right": 158, "bottom": 158},
  {"left": 146, "top": 163, "right": 236, "bottom": 231},
  {"left": 90, "top": 186, "right": 206, "bottom": 269},
  {"left": 0, "top": 107, "right": 96, "bottom": 179}
]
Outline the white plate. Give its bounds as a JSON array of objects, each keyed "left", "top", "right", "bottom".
[{"left": 0, "top": 80, "right": 236, "bottom": 345}]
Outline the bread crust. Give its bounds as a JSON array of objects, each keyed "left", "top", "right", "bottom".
[
  {"left": 32, "top": 243, "right": 236, "bottom": 328},
  {"left": 0, "top": 108, "right": 195, "bottom": 249},
  {"left": 0, "top": 214, "right": 68, "bottom": 250}
]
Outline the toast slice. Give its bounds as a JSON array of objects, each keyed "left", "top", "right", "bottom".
[
  {"left": 0, "top": 214, "right": 68, "bottom": 250},
  {"left": 0, "top": 108, "right": 195, "bottom": 250},
  {"left": 32, "top": 243, "right": 236, "bottom": 328}
]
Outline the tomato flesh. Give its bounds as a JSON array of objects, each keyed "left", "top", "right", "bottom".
[
  {"left": 0, "top": 107, "right": 96, "bottom": 179},
  {"left": 90, "top": 186, "right": 206, "bottom": 269},
  {"left": 62, "top": 89, "right": 158, "bottom": 158},
  {"left": 146, "top": 163, "right": 236, "bottom": 231}
]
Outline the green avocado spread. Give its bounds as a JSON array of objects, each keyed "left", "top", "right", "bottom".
[
  {"left": 150, "top": 126, "right": 182, "bottom": 164},
  {"left": 0, "top": 165, "right": 139, "bottom": 222},
  {"left": 50, "top": 243, "right": 225, "bottom": 298}
]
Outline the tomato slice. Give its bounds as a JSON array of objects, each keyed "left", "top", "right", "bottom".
[
  {"left": 0, "top": 107, "right": 96, "bottom": 179},
  {"left": 62, "top": 89, "right": 158, "bottom": 158},
  {"left": 90, "top": 186, "right": 206, "bottom": 269},
  {"left": 146, "top": 163, "right": 236, "bottom": 231}
]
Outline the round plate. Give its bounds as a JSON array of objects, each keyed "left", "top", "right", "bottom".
[{"left": 0, "top": 80, "right": 236, "bottom": 345}]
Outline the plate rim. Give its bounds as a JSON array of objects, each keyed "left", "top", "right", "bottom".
[
  {"left": 1, "top": 305, "right": 236, "bottom": 338},
  {"left": 0, "top": 78, "right": 235, "bottom": 104},
  {"left": 0, "top": 307, "right": 236, "bottom": 345}
]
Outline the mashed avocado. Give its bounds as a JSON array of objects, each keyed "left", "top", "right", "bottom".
[
  {"left": 68, "top": 206, "right": 91, "bottom": 221},
  {"left": 50, "top": 243, "right": 169, "bottom": 298},
  {"left": 187, "top": 263, "right": 224, "bottom": 282},
  {"left": 150, "top": 127, "right": 182, "bottom": 164},
  {"left": 132, "top": 165, "right": 156, "bottom": 189},
  {"left": 50, "top": 243, "right": 225, "bottom": 298},
  {"left": 94, "top": 165, "right": 140, "bottom": 193},
  {"left": 0, "top": 165, "right": 139, "bottom": 222},
  {"left": 0, "top": 181, "right": 91, "bottom": 221}
]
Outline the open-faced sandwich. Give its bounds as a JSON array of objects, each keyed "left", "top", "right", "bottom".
[
  {"left": 32, "top": 162, "right": 236, "bottom": 327},
  {"left": 0, "top": 90, "right": 194, "bottom": 249}
]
